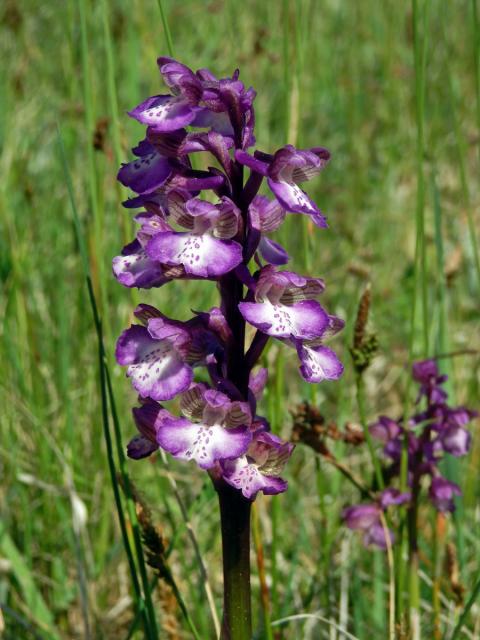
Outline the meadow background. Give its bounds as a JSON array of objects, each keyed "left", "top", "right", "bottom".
[{"left": 1, "top": 0, "right": 479, "bottom": 638}]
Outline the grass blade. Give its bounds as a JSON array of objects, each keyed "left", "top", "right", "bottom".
[
  {"left": 0, "top": 522, "right": 60, "bottom": 639},
  {"left": 156, "top": 0, "right": 175, "bottom": 57},
  {"left": 449, "top": 573, "right": 480, "bottom": 640},
  {"left": 56, "top": 124, "right": 157, "bottom": 639}
]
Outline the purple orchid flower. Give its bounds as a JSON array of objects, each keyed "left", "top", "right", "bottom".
[
  {"left": 114, "top": 55, "right": 346, "bottom": 639},
  {"left": 247, "top": 195, "right": 289, "bottom": 265},
  {"left": 429, "top": 476, "right": 462, "bottom": 512},
  {"left": 115, "top": 318, "right": 194, "bottom": 402},
  {"left": 343, "top": 358, "right": 476, "bottom": 551},
  {"left": 114, "top": 56, "right": 343, "bottom": 508},
  {"left": 343, "top": 488, "right": 410, "bottom": 550},
  {"left": 112, "top": 239, "right": 173, "bottom": 289},
  {"left": 221, "top": 431, "right": 294, "bottom": 499},
  {"left": 117, "top": 140, "right": 173, "bottom": 195},
  {"left": 235, "top": 145, "right": 330, "bottom": 224},
  {"left": 130, "top": 386, "right": 253, "bottom": 470},
  {"left": 239, "top": 266, "right": 330, "bottom": 341},
  {"left": 342, "top": 504, "right": 394, "bottom": 550},
  {"left": 146, "top": 192, "right": 243, "bottom": 277}
]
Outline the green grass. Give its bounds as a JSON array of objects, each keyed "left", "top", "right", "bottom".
[{"left": 1, "top": 0, "right": 479, "bottom": 638}]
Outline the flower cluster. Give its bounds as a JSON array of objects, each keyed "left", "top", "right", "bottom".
[
  {"left": 114, "top": 57, "right": 343, "bottom": 499},
  {"left": 343, "top": 359, "right": 477, "bottom": 547}
]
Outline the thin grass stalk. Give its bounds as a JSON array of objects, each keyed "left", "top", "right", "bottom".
[
  {"left": 432, "top": 174, "right": 449, "bottom": 638},
  {"left": 104, "top": 367, "right": 160, "bottom": 638},
  {"left": 432, "top": 513, "right": 445, "bottom": 639},
  {"left": 271, "top": 613, "right": 361, "bottom": 640},
  {"left": 474, "top": 0, "right": 480, "bottom": 132},
  {"left": 372, "top": 552, "right": 385, "bottom": 633},
  {"left": 355, "top": 374, "right": 384, "bottom": 491},
  {"left": 354, "top": 346, "right": 385, "bottom": 630},
  {"left": 379, "top": 512, "right": 396, "bottom": 640},
  {"left": 156, "top": 0, "right": 175, "bottom": 57},
  {"left": 413, "top": 0, "right": 430, "bottom": 358},
  {"left": 399, "top": 1, "right": 431, "bottom": 634},
  {"left": 449, "top": 572, "right": 480, "bottom": 640},
  {"left": 125, "top": 576, "right": 158, "bottom": 640},
  {"left": 432, "top": 169, "right": 467, "bottom": 569},
  {"left": 293, "top": 0, "right": 315, "bottom": 277},
  {"left": 268, "top": 348, "right": 284, "bottom": 618},
  {"left": 282, "top": 0, "right": 291, "bottom": 142},
  {"left": 442, "top": 17, "right": 480, "bottom": 289},
  {"left": 78, "top": 0, "right": 106, "bottom": 312},
  {"left": 125, "top": 570, "right": 202, "bottom": 640},
  {"left": 252, "top": 502, "right": 274, "bottom": 640},
  {"left": 412, "top": 0, "right": 430, "bottom": 355},
  {"left": 63, "top": 30, "right": 161, "bottom": 629},
  {"left": 159, "top": 450, "right": 221, "bottom": 638},
  {"left": 162, "top": 570, "right": 203, "bottom": 640},
  {"left": 67, "top": 486, "right": 92, "bottom": 639},
  {"left": 99, "top": 0, "right": 130, "bottom": 244},
  {"left": 57, "top": 126, "right": 156, "bottom": 639}
]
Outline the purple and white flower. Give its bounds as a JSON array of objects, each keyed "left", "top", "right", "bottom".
[
  {"left": 236, "top": 144, "right": 330, "bottom": 224},
  {"left": 117, "top": 140, "right": 172, "bottom": 194},
  {"left": 429, "top": 476, "right": 462, "bottom": 512},
  {"left": 222, "top": 432, "right": 294, "bottom": 499},
  {"left": 115, "top": 55, "right": 345, "bottom": 503},
  {"left": 146, "top": 193, "right": 243, "bottom": 277},
  {"left": 342, "top": 504, "right": 393, "bottom": 549},
  {"left": 239, "top": 266, "right": 329, "bottom": 340},
  {"left": 130, "top": 385, "right": 252, "bottom": 469},
  {"left": 115, "top": 317, "right": 194, "bottom": 401}
]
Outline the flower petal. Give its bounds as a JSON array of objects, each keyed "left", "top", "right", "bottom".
[
  {"left": 267, "top": 176, "right": 320, "bottom": 216},
  {"left": 429, "top": 477, "right": 462, "bottom": 512},
  {"left": 234, "top": 150, "right": 269, "bottom": 175},
  {"left": 147, "top": 231, "right": 243, "bottom": 277},
  {"left": 249, "top": 368, "right": 268, "bottom": 399},
  {"left": 249, "top": 195, "right": 286, "bottom": 233},
  {"left": 222, "top": 457, "right": 288, "bottom": 499},
  {"left": 342, "top": 504, "right": 380, "bottom": 530},
  {"left": 269, "top": 145, "right": 328, "bottom": 183},
  {"left": 180, "top": 384, "right": 208, "bottom": 421},
  {"left": 157, "top": 417, "right": 251, "bottom": 469},
  {"left": 363, "top": 523, "right": 393, "bottom": 549},
  {"left": 115, "top": 325, "right": 193, "bottom": 401},
  {"left": 128, "top": 95, "right": 198, "bottom": 131},
  {"left": 239, "top": 299, "right": 328, "bottom": 339},
  {"left": 117, "top": 152, "right": 171, "bottom": 194},
  {"left": 441, "top": 426, "right": 471, "bottom": 457},
  {"left": 127, "top": 435, "right": 158, "bottom": 459},
  {"left": 258, "top": 237, "right": 289, "bottom": 265},
  {"left": 112, "top": 240, "right": 170, "bottom": 289},
  {"left": 297, "top": 343, "right": 344, "bottom": 383}
]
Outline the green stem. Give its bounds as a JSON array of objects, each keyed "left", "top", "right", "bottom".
[
  {"left": 412, "top": 0, "right": 429, "bottom": 357},
  {"left": 157, "top": 0, "right": 175, "bottom": 57},
  {"left": 450, "top": 572, "right": 480, "bottom": 640},
  {"left": 397, "top": 0, "right": 430, "bottom": 627},
  {"left": 217, "top": 482, "right": 252, "bottom": 640},
  {"left": 355, "top": 373, "right": 384, "bottom": 490},
  {"left": 252, "top": 503, "right": 274, "bottom": 640},
  {"left": 432, "top": 513, "right": 442, "bottom": 639},
  {"left": 407, "top": 473, "right": 421, "bottom": 640}
]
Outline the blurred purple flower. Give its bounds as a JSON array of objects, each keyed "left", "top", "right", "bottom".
[
  {"left": 343, "top": 357, "right": 476, "bottom": 549},
  {"left": 429, "top": 477, "right": 462, "bottom": 512}
]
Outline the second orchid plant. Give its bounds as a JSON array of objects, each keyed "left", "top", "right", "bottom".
[{"left": 113, "top": 56, "right": 343, "bottom": 639}]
